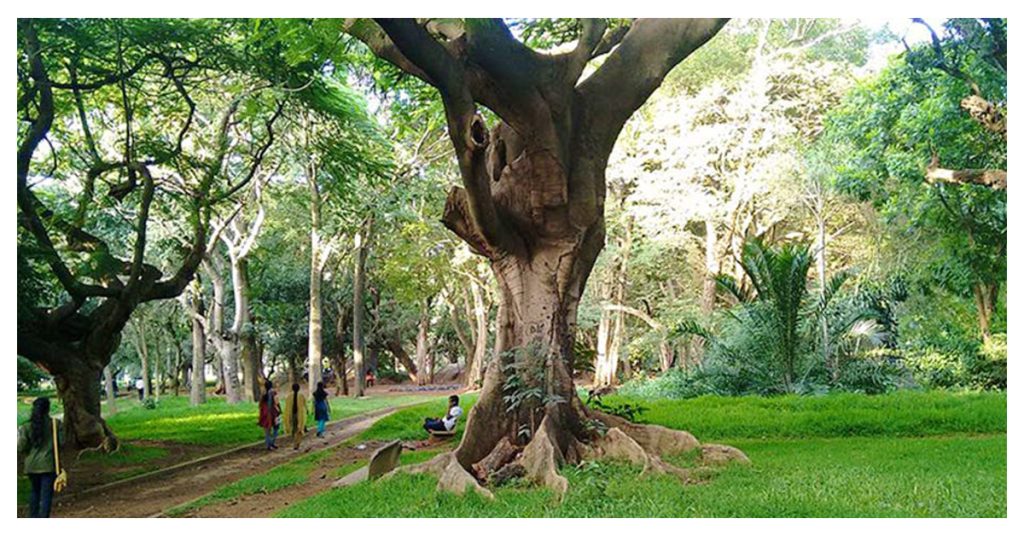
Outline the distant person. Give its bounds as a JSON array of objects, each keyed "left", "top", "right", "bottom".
[
  {"left": 258, "top": 380, "right": 281, "bottom": 450},
  {"left": 135, "top": 378, "right": 144, "bottom": 400},
  {"left": 283, "top": 383, "right": 307, "bottom": 450},
  {"left": 423, "top": 395, "right": 462, "bottom": 433},
  {"left": 365, "top": 369, "right": 376, "bottom": 388},
  {"left": 17, "top": 398, "right": 64, "bottom": 517},
  {"left": 313, "top": 381, "right": 331, "bottom": 438}
]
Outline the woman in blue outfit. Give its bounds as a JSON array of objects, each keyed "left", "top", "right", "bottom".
[{"left": 313, "top": 381, "right": 331, "bottom": 437}]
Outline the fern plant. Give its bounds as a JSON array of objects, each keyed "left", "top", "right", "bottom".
[{"left": 677, "top": 238, "right": 881, "bottom": 394}]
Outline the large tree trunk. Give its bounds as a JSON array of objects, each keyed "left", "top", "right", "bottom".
[
  {"left": 188, "top": 280, "right": 207, "bottom": 405},
  {"left": 55, "top": 358, "right": 117, "bottom": 450},
  {"left": 207, "top": 261, "right": 242, "bottom": 404},
  {"left": 453, "top": 242, "right": 600, "bottom": 467}
]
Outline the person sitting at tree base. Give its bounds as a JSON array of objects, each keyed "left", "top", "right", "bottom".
[{"left": 423, "top": 395, "right": 462, "bottom": 434}]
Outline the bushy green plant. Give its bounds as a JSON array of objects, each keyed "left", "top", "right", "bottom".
[
  {"left": 141, "top": 397, "right": 159, "bottom": 410},
  {"left": 834, "top": 349, "right": 914, "bottom": 394}
]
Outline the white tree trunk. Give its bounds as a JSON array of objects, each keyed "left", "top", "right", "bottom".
[
  {"left": 103, "top": 365, "right": 117, "bottom": 415},
  {"left": 352, "top": 222, "right": 369, "bottom": 397}
]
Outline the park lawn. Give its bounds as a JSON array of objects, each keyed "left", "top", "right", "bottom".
[
  {"left": 166, "top": 445, "right": 443, "bottom": 516},
  {"left": 16, "top": 391, "right": 452, "bottom": 510},
  {"left": 354, "top": 393, "right": 479, "bottom": 443},
  {"left": 274, "top": 390, "right": 1006, "bottom": 518},
  {"left": 602, "top": 390, "right": 1007, "bottom": 440},
  {"left": 107, "top": 393, "right": 447, "bottom": 446}
]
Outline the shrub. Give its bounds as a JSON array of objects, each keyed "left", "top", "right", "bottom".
[{"left": 834, "top": 350, "right": 914, "bottom": 394}]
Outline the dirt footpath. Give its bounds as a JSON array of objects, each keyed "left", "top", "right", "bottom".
[{"left": 52, "top": 409, "right": 394, "bottom": 518}]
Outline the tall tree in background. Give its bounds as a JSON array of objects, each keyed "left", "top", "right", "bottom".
[
  {"left": 344, "top": 18, "right": 738, "bottom": 493},
  {"left": 823, "top": 21, "right": 1006, "bottom": 342}
]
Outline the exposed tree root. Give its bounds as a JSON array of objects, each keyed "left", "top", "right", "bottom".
[
  {"left": 385, "top": 452, "right": 494, "bottom": 499},
  {"left": 699, "top": 443, "right": 751, "bottom": 465},
  {"left": 369, "top": 409, "right": 747, "bottom": 500},
  {"left": 520, "top": 415, "right": 569, "bottom": 497}
]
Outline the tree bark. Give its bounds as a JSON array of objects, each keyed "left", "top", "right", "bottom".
[
  {"left": 468, "top": 278, "right": 489, "bottom": 386},
  {"left": 132, "top": 321, "right": 152, "bottom": 399},
  {"left": 385, "top": 333, "right": 419, "bottom": 381},
  {"left": 103, "top": 365, "right": 117, "bottom": 415},
  {"left": 594, "top": 277, "right": 615, "bottom": 387},
  {"left": 307, "top": 157, "right": 329, "bottom": 397},
  {"left": 54, "top": 356, "right": 116, "bottom": 450},
  {"left": 973, "top": 282, "right": 998, "bottom": 342},
  {"left": 815, "top": 212, "right": 833, "bottom": 379},
  {"left": 415, "top": 299, "right": 433, "bottom": 385},
  {"left": 204, "top": 258, "right": 242, "bottom": 403},
  {"left": 187, "top": 278, "right": 207, "bottom": 405},
  {"left": 332, "top": 302, "right": 351, "bottom": 396},
  {"left": 352, "top": 219, "right": 370, "bottom": 396}
]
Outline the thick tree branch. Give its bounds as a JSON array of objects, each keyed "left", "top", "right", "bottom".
[
  {"left": 926, "top": 165, "right": 1007, "bottom": 190},
  {"left": 375, "top": 18, "right": 467, "bottom": 97},
  {"left": 343, "top": 19, "right": 435, "bottom": 85},
  {"left": 602, "top": 303, "right": 662, "bottom": 330},
  {"left": 578, "top": 18, "right": 729, "bottom": 152}
]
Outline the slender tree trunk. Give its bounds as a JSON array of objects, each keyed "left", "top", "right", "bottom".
[
  {"left": 133, "top": 322, "right": 151, "bottom": 399},
  {"left": 333, "top": 304, "right": 350, "bottom": 396},
  {"left": 594, "top": 277, "right": 615, "bottom": 387},
  {"left": 103, "top": 365, "right": 117, "bottom": 415},
  {"left": 609, "top": 216, "right": 632, "bottom": 380},
  {"left": 307, "top": 162, "right": 326, "bottom": 398},
  {"left": 415, "top": 300, "right": 432, "bottom": 385},
  {"left": 816, "top": 213, "right": 832, "bottom": 379},
  {"left": 451, "top": 291, "right": 475, "bottom": 381},
  {"left": 352, "top": 219, "right": 370, "bottom": 397},
  {"left": 188, "top": 279, "right": 207, "bottom": 405},
  {"left": 386, "top": 334, "right": 419, "bottom": 381},
  {"left": 469, "top": 279, "right": 489, "bottom": 386},
  {"left": 973, "top": 282, "right": 998, "bottom": 343}
]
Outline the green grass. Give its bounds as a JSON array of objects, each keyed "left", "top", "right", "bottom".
[
  {"left": 277, "top": 434, "right": 1005, "bottom": 517},
  {"left": 603, "top": 390, "right": 1006, "bottom": 441},
  {"left": 274, "top": 390, "right": 1006, "bottom": 518},
  {"left": 17, "top": 391, "right": 453, "bottom": 511},
  {"left": 356, "top": 393, "right": 478, "bottom": 442},
  {"left": 165, "top": 447, "right": 336, "bottom": 516},
  {"left": 103, "top": 392, "right": 450, "bottom": 447},
  {"left": 167, "top": 445, "right": 446, "bottom": 516}
]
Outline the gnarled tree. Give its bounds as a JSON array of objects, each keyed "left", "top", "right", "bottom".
[
  {"left": 344, "top": 18, "right": 746, "bottom": 494},
  {"left": 16, "top": 19, "right": 286, "bottom": 449}
]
